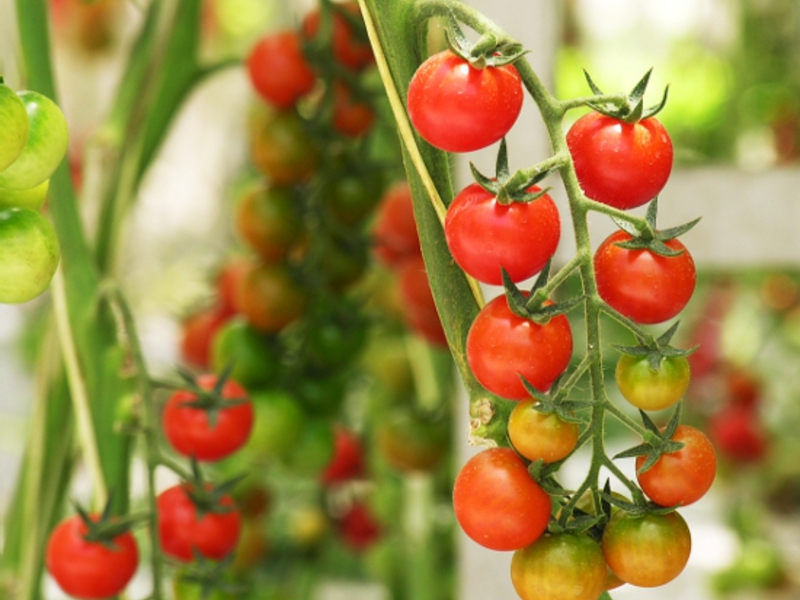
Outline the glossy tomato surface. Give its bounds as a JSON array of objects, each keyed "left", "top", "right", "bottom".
[
  {"left": 407, "top": 50, "right": 523, "bottom": 153},
  {"left": 466, "top": 295, "right": 573, "bottom": 400},
  {"left": 567, "top": 111, "right": 673, "bottom": 210},
  {"left": 46, "top": 514, "right": 139, "bottom": 600},
  {"left": 636, "top": 424, "right": 717, "bottom": 507},
  {"left": 594, "top": 230, "right": 696, "bottom": 324},
  {"left": 0, "top": 207, "right": 60, "bottom": 304},
  {"left": 508, "top": 400, "right": 579, "bottom": 463},
  {"left": 162, "top": 374, "right": 253, "bottom": 462},
  {"left": 453, "top": 447, "right": 551, "bottom": 551},
  {"left": 445, "top": 183, "right": 560, "bottom": 285},
  {"left": 247, "top": 31, "right": 316, "bottom": 109},
  {"left": 615, "top": 353, "right": 690, "bottom": 411}
]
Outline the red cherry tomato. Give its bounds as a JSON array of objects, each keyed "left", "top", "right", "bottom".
[
  {"left": 320, "top": 425, "right": 365, "bottom": 484},
  {"left": 331, "top": 81, "right": 375, "bottom": 138},
  {"left": 157, "top": 483, "right": 241, "bottom": 561},
  {"left": 337, "top": 503, "right": 381, "bottom": 552},
  {"left": 247, "top": 31, "right": 316, "bottom": 109},
  {"left": 708, "top": 405, "right": 769, "bottom": 463},
  {"left": 302, "top": 2, "right": 374, "bottom": 71},
  {"left": 636, "top": 424, "right": 717, "bottom": 507},
  {"left": 594, "top": 230, "right": 696, "bottom": 324},
  {"left": 372, "top": 181, "right": 420, "bottom": 269},
  {"left": 407, "top": 50, "right": 523, "bottom": 153},
  {"left": 397, "top": 255, "right": 447, "bottom": 347},
  {"left": 162, "top": 374, "right": 254, "bottom": 462},
  {"left": 567, "top": 111, "right": 673, "bottom": 210},
  {"left": 445, "top": 183, "right": 560, "bottom": 285},
  {"left": 466, "top": 295, "right": 573, "bottom": 400},
  {"left": 46, "top": 514, "right": 139, "bottom": 600},
  {"left": 453, "top": 447, "right": 551, "bottom": 551},
  {"left": 234, "top": 262, "right": 307, "bottom": 333},
  {"left": 180, "top": 306, "right": 231, "bottom": 369}
]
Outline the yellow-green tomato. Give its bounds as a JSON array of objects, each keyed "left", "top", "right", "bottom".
[
  {"left": 0, "top": 208, "right": 60, "bottom": 303},
  {"left": 0, "top": 83, "right": 29, "bottom": 172},
  {"left": 508, "top": 399, "right": 579, "bottom": 463},
  {"left": 0, "top": 91, "right": 68, "bottom": 190},
  {"left": 0, "top": 179, "right": 49, "bottom": 211},
  {"left": 511, "top": 533, "right": 607, "bottom": 600},
  {"left": 615, "top": 354, "right": 690, "bottom": 411}
]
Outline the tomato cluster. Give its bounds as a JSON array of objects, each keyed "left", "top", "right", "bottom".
[
  {"left": 404, "top": 21, "right": 716, "bottom": 599},
  {"left": 0, "top": 80, "right": 67, "bottom": 304}
]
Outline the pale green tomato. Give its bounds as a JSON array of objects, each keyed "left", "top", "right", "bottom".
[
  {"left": 0, "top": 83, "right": 29, "bottom": 172},
  {"left": 0, "top": 91, "right": 68, "bottom": 190},
  {"left": 0, "top": 208, "right": 60, "bottom": 303},
  {"left": 0, "top": 179, "right": 49, "bottom": 211}
]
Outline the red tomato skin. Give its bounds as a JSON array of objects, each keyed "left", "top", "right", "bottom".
[
  {"left": 445, "top": 183, "right": 561, "bottom": 285},
  {"left": 162, "top": 374, "right": 254, "bottom": 462},
  {"left": 157, "top": 484, "right": 241, "bottom": 561},
  {"left": 46, "top": 515, "right": 139, "bottom": 600},
  {"left": 467, "top": 296, "right": 573, "bottom": 400},
  {"left": 594, "top": 230, "right": 696, "bottom": 324},
  {"left": 397, "top": 255, "right": 447, "bottom": 347},
  {"left": 453, "top": 447, "right": 551, "bottom": 551},
  {"left": 180, "top": 306, "right": 231, "bottom": 369},
  {"left": 708, "top": 405, "right": 769, "bottom": 463},
  {"left": 567, "top": 112, "right": 673, "bottom": 210},
  {"left": 331, "top": 82, "right": 375, "bottom": 138},
  {"left": 302, "top": 2, "right": 374, "bottom": 71},
  {"left": 320, "top": 425, "right": 365, "bottom": 484},
  {"left": 247, "top": 31, "right": 316, "bottom": 109},
  {"left": 407, "top": 50, "right": 523, "bottom": 153},
  {"left": 636, "top": 425, "right": 717, "bottom": 507},
  {"left": 372, "top": 181, "right": 421, "bottom": 269}
]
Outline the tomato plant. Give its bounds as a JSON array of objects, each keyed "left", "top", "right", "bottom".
[
  {"left": 372, "top": 180, "right": 420, "bottom": 269},
  {"left": 567, "top": 111, "right": 673, "bottom": 210},
  {"left": 180, "top": 306, "right": 230, "bottom": 369},
  {"left": 615, "top": 353, "right": 691, "bottom": 411},
  {"left": 407, "top": 49, "right": 523, "bottom": 153},
  {"left": 46, "top": 514, "right": 139, "bottom": 600},
  {"left": 0, "top": 207, "right": 60, "bottom": 304},
  {"left": 602, "top": 509, "right": 692, "bottom": 587},
  {"left": 466, "top": 295, "right": 573, "bottom": 400},
  {"left": 157, "top": 483, "right": 242, "bottom": 562},
  {"left": 376, "top": 405, "right": 449, "bottom": 472},
  {"left": 247, "top": 30, "right": 316, "bottom": 109},
  {"left": 302, "top": 1, "right": 374, "bottom": 71},
  {"left": 211, "top": 317, "right": 281, "bottom": 389},
  {"left": 507, "top": 400, "right": 579, "bottom": 463},
  {"left": 594, "top": 229, "right": 696, "bottom": 325},
  {"left": 453, "top": 447, "right": 551, "bottom": 551},
  {"left": 708, "top": 404, "right": 769, "bottom": 463},
  {"left": 162, "top": 374, "right": 254, "bottom": 462},
  {"left": 331, "top": 81, "right": 375, "bottom": 138},
  {"left": 510, "top": 533, "right": 607, "bottom": 600},
  {"left": 234, "top": 183, "right": 303, "bottom": 263},
  {"left": 636, "top": 424, "right": 717, "bottom": 507},
  {"left": 0, "top": 178, "right": 49, "bottom": 211},
  {"left": 251, "top": 111, "right": 319, "bottom": 185},
  {"left": 397, "top": 255, "right": 447, "bottom": 347},
  {"left": 0, "top": 81, "right": 29, "bottom": 172},
  {"left": 234, "top": 262, "right": 307, "bottom": 332}
]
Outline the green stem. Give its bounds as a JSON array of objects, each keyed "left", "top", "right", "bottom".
[
  {"left": 558, "top": 93, "right": 628, "bottom": 113},
  {"left": 602, "top": 400, "right": 650, "bottom": 438},
  {"left": 600, "top": 305, "right": 657, "bottom": 344}
]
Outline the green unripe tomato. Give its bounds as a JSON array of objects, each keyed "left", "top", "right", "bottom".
[
  {"left": 0, "top": 179, "right": 49, "bottom": 211},
  {"left": 245, "top": 389, "right": 305, "bottom": 460},
  {"left": 0, "top": 91, "right": 68, "bottom": 190},
  {"left": 615, "top": 354, "right": 690, "bottom": 411},
  {"left": 212, "top": 317, "right": 280, "bottom": 389},
  {"left": 0, "top": 208, "right": 60, "bottom": 303},
  {"left": 0, "top": 83, "right": 29, "bottom": 172}
]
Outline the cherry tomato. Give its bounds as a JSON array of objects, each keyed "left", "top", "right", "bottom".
[
  {"left": 724, "top": 368, "right": 762, "bottom": 409},
  {"left": 372, "top": 181, "right": 420, "bottom": 269},
  {"left": 376, "top": 405, "right": 449, "bottom": 472},
  {"left": 636, "top": 424, "right": 717, "bottom": 507},
  {"left": 245, "top": 389, "right": 305, "bottom": 460},
  {"left": 234, "top": 262, "right": 307, "bottom": 333},
  {"left": 0, "top": 91, "right": 69, "bottom": 191},
  {"left": 511, "top": 533, "right": 607, "bottom": 600},
  {"left": 46, "top": 514, "right": 139, "bottom": 600},
  {"left": 215, "top": 258, "right": 249, "bottom": 318},
  {"left": 453, "top": 447, "right": 551, "bottom": 551},
  {"left": 594, "top": 230, "right": 696, "bottom": 324},
  {"left": 180, "top": 306, "right": 230, "bottom": 369},
  {"left": 162, "top": 373, "right": 253, "bottom": 462},
  {"left": 338, "top": 503, "right": 381, "bottom": 552},
  {"left": 407, "top": 50, "right": 523, "bottom": 153},
  {"left": 231, "top": 519, "right": 269, "bottom": 574},
  {"left": 708, "top": 405, "right": 769, "bottom": 463},
  {"left": 445, "top": 183, "right": 560, "bottom": 285},
  {"left": 211, "top": 317, "right": 280, "bottom": 389},
  {"left": 508, "top": 400, "right": 579, "bottom": 463},
  {"left": 331, "top": 81, "right": 375, "bottom": 138},
  {"left": 280, "top": 418, "right": 335, "bottom": 476},
  {"left": 397, "top": 255, "right": 447, "bottom": 347},
  {"left": 0, "top": 83, "right": 29, "bottom": 172},
  {"left": 320, "top": 425, "right": 365, "bottom": 484},
  {"left": 324, "top": 171, "right": 383, "bottom": 225},
  {"left": 602, "top": 509, "right": 691, "bottom": 587},
  {"left": 466, "top": 295, "right": 573, "bottom": 400},
  {"left": 615, "top": 354, "right": 690, "bottom": 411},
  {"left": 251, "top": 111, "right": 318, "bottom": 185},
  {"left": 567, "top": 111, "right": 673, "bottom": 210},
  {"left": 0, "top": 207, "right": 60, "bottom": 304},
  {"left": 157, "top": 483, "right": 241, "bottom": 561},
  {"left": 0, "top": 178, "right": 49, "bottom": 211},
  {"left": 302, "top": 2, "right": 374, "bottom": 71},
  {"left": 304, "top": 311, "right": 367, "bottom": 369},
  {"left": 247, "top": 31, "right": 316, "bottom": 109},
  {"left": 234, "top": 184, "right": 302, "bottom": 263}
]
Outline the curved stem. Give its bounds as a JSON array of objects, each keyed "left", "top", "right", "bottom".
[
  {"left": 600, "top": 305, "right": 657, "bottom": 344},
  {"left": 602, "top": 400, "right": 650, "bottom": 438}
]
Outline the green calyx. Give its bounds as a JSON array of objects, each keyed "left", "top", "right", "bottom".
[
  {"left": 502, "top": 262, "right": 584, "bottom": 324},
  {"left": 75, "top": 495, "right": 140, "bottom": 548},
  {"left": 174, "top": 365, "right": 248, "bottom": 428},
  {"left": 445, "top": 12, "right": 527, "bottom": 69},
  {"left": 471, "top": 139, "right": 556, "bottom": 205},
  {"left": 584, "top": 68, "right": 669, "bottom": 123},
  {"left": 614, "top": 322, "right": 697, "bottom": 372},
  {"left": 183, "top": 460, "right": 246, "bottom": 518},
  {"left": 613, "top": 406, "right": 686, "bottom": 485},
  {"left": 613, "top": 197, "right": 701, "bottom": 257}
]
